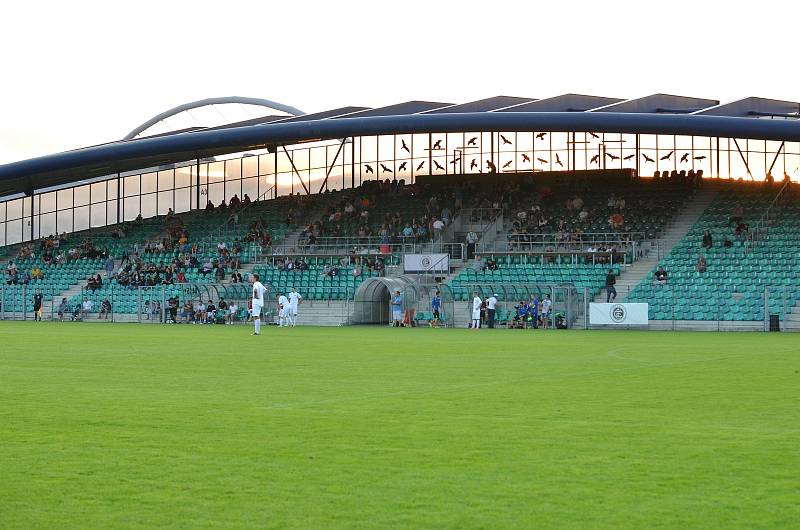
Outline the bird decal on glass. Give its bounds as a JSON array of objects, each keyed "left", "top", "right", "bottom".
[
  {"left": 680, "top": 153, "right": 690, "bottom": 163},
  {"left": 521, "top": 153, "right": 531, "bottom": 163},
  {"left": 416, "top": 161, "right": 425, "bottom": 171},
  {"left": 398, "top": 162, "right": 407, "bottom": 171},
  {"left": 589, "top": 132, "right": 600, "bottom": 139},
  {"left": 660, "top": 151, "right": 674, "bottom": 161},
  {"left": 486, "top": 160, "right": 496, "bottom": 172},
  {"left": 555, "top": 153, "right": 563, "bottom": 167},
  {"left": 605, "top": 152, "right": 620, "bottom": 161},
  {"left": 537, "top": 157, "right": 549, "bottom": 165},
  {"left": 380, "top": 164, "right": 392, "bottom": 173},
  {"left": 365, "top": 164, "right": 374, "bottom": 174},
  {"left": 450, "top": 157, "right": 461, "bottom": 166},
  {"left": 623, "top": 154, "right": 635, "bottom": 160},
  {"left": 693, "top": 155, "right": 707, "bottom": 161},
  {"left": 433, "top": 160, "right": 445, "bottom": 171},
  {"left": 401, "top": 140, "right": 410, "bottom": 153},
  {"left": 642, "top": 154, "right": 655, "bottom": 163},
  {"left": 500, "top": 134, "right": 512, "bottom": 146},
  {"left": 470, "top": 158, "right": 478, "bottom": 170},
  {"left": 590, "top": 154, "right": 600, "bottom": 164},
  {"left": 536, "top": 132, "right": 547, "bottom": 140},
  {"left": 502, "top": 160, "right": 513, "bottom": 169},
  {"left": 468, "top": 136, "right": 478, "bottom": 146},
  {"left": 432, "top": 140, "right": 443, "bottom": 150}
]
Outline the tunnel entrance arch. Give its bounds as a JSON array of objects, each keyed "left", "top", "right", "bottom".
[{"left": 351, "top": 276, "right": 423, "bottom": 325}]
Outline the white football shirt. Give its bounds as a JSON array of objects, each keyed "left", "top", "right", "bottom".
[
  {"left": 487, "top": 296, "right": 497, "bottom": 310},
  {"left": 472, "top": 296, "right": 482, "bottom": 311},
  {"left": 278, "top": 295, "right": 289, "bottom": 309},
  {"left": 252, "top": 281, "right": 266, "bottom": 305},
  {"left": 288, "top": 291, "right": 302, "bottom": 309}
]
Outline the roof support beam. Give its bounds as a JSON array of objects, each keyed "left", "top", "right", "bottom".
[
  {"left": 767, "top": 142, "right": 785, "bottom": 177},
  {"left": 281, "top": 146, "right": 310, "bottom": 194},
  {"left": 732, "top": 139, "right": 753, "bottom": 180},
  {"left": 317, "top": 138, "right": 348, "bottom": 194}
]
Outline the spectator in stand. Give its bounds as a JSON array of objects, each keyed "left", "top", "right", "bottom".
[
  {"left": 31, "top": 265, "right": 44, "bottom": 280},
  {"left": 465, "top": 230, "right": 479, "bottom": 259},
  {"left": 653, "top": 266, "right": 668, "bottom": 286},
  {"left": 215, "top": 265, "right": 226, "bottom": 282},
  {"left": 696, "top": 255, "right": 707, "bottom": 273},
  {"left": 81, "top": 297, "right": 93, "bottom": 319},
  {"left": 605, "top": 269, "right": 617, "bottom": 303},
  {"left": 99, "top": 299, "right": 112, "bottom": 319},
  {"left": 242, "top": 194, "right": 252, "bottom": 206},
  {"left": 728, "top": 204, "right": 744, "bottom": 227},
  {"left": 485, "top": 258, "right": 498, "bottom": 271},
  {"left": 734, "top": 221, "right": 748, "bottom": 244},
  {"left": 57, "top": 298, "right": 68, "bottom": 321},
  {"left": 200, "top": 259, "right": 214, "bottom": 277},
  {"left": 702, "top": 230, "right": 713, "bottom": 249},
  {"left": 194, "top": 299, "right": 207, "bottom": 323},
  {"left": 206, "top": 300, "right": 217, "bottom": 323},
  {"left": 181, "top": 300, "right": 194, "bottom": 323},
  {"left": 6, "top": 261, "right": 18, "bottom": 284},
  {"left": 227, "top": 301, "right": 238, "bottom": 324}
]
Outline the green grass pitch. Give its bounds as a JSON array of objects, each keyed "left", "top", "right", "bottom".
[{"left": 1, "top": 322, "right": 799, "bottom": 529}]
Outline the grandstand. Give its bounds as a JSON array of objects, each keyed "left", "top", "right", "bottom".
[{"left": 1, "top": 93, "right": 799, "bottom": 330}]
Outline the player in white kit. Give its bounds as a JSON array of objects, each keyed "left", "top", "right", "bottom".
[
  {"left": 471, "top": 291, "right": 482, "bottom": 329},
  {"left": 277, "top": 293, "right": 290, "bottom": 327},
  {"left": 250, "top": 273, "right": 266, "bottom": 335},
  {"left": 288, "top": 287, "right": 302, "bottom": 327}
]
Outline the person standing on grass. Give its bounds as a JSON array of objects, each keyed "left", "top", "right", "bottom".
[
  {"left": 605, "top": 269, "right": 617, "bottom": 303},
  {"left": 541, "top": 294, "right": 552, "bottom": 329},
  {"left": 288, "top": 287, "right": 303, "bottom": 327},
  {"left": 391, "top": 290, "right": 404, "bottom": 327},
  {"left": 32, "top": 288, "right": 43, "bottom": 321},
  {"left": 250, "top": 273, "right": 266, "bottom": 335},
  {"left": 486, "top": 293, "right": 498, "bottom": 328},
  {"left": 471, "top": 291, "right": 482, "bottom": 329},
  {"left": 529, "top": 295, "right": 539, "bottom": 329},
  {"left": 430, "top": 290, "right": 442, "bottom": 328},
  {"left": 277, "top": 293, "right": 290, "bottom": 327}
]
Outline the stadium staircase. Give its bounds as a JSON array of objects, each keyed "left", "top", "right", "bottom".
[{"left": 592, "top": 186, "right": 718, "bottom": 303}]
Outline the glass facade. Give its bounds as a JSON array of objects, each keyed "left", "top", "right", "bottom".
[{"left": 2, "top": 131, "right": 799, "bottom": 247}]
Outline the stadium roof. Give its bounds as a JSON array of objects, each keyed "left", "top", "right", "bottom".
[{"left": 2, "top": 93, "right": 800, "bottom": 198}]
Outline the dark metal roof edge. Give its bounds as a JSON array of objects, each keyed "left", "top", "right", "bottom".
[{"left": 3, "top": 112, "right": 800, "bottom": 188}]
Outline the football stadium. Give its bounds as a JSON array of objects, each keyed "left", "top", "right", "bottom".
[{"left": 2, "top": 89, "right": 799, "bottom": 528}]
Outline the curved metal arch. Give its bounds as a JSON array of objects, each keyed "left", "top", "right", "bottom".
[{"left": 123, "top": 96, "right": 305, "bottom": 140}]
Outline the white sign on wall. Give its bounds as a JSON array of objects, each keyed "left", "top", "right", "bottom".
[
  {"left": 589, "top": 303, "right": 649, "bottom": 325},
  {"left": 403, "top": 254, "right": 449, "bottom": 273}
]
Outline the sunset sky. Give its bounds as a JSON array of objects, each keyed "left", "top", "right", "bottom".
[{"left": 1, "top": 0, "right": 798, "bottom": 164}]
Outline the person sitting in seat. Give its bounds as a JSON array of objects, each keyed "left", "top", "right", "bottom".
[
  {"left": 695, "top": 255, "right": 707, "bottom": 273},
  {"left": 653, "top": 267, "right": 668, "bottom": 285},
  {"left": 702, "top": 230, "right": 713, "bottom": 249},
  {"left": 99, "top": 299, "right": 112, "bottom": 319}
]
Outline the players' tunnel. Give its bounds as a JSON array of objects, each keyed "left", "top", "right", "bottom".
[{"left": 351, "top": 276, "right": 422, "bottom": 325}]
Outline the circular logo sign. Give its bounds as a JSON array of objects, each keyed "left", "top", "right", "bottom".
[
  {"left": 609, "top": 304, "right": 627, "bottom": 323},
  {"left": 421, "top": 257, "right": 431, "bottom": 268}
]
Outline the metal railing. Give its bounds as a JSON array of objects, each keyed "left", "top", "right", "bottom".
[{"left": 746, "top": 179, "right": 791, "bottom": 252}]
